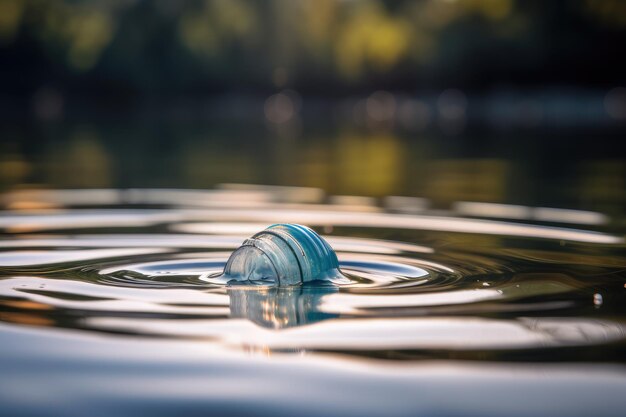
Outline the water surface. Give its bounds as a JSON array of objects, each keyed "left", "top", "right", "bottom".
[{"left": 1, "top": 188, "right": 625, "bottom": 416}]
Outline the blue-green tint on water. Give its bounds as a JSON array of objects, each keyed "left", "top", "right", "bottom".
[{"left": 0, "top": 189, "right": 626, "bottom": 416}]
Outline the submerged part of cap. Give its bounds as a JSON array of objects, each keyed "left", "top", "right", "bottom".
[{"left": 219, "top": 224, "right": 341, "bottom": 286}]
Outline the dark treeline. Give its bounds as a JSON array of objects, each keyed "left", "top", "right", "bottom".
[{"left": 0, "top": 0, "right": 625, "bottom": 101}]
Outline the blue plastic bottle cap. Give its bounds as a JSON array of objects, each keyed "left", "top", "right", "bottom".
[{"left": 221, "top": 224, "right": 341, "bottom": 286}]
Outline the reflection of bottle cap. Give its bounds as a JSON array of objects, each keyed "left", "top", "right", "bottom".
[
  {"left": 223, "top": 224, "right": 340, "bottom": 286},
  {"left": 228, "top": 287, "right": 338, "bottom": 329}
]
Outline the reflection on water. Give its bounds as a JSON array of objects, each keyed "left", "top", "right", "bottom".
[
  {"left": 228, "top": 287, "right": 338, "bottom": 329},
  {"left": 0, "top": 188, "right": 626, "bottom": 416},
  {"left": 2, "top": 124, "right": 626, "bottom": 216}
]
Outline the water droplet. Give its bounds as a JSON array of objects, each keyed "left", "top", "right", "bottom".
[{"left": 593, "top": 293, "right": 603, "bottom": 307}]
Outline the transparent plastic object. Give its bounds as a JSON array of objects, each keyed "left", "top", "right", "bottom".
[{"left": 207, "top": 224, "right": 346, "bottom": 286}]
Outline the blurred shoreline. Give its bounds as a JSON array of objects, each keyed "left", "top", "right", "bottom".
[{"left": 2, "top": 88, "right": 626, "bottom": 132}]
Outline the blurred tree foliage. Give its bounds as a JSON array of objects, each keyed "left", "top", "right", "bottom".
[{"left": 0, "top": 0, "right": 625, "bottom": 97}]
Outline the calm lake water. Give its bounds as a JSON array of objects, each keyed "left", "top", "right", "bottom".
[
  {"left": 2, "top": 120, "right": 625, "bottom": 214},
  {"left": 0, "top": 185, "right": 625, "bottom": 417},
  {"left": 1, "top": 121, "right": 626, "bottom": 416}
]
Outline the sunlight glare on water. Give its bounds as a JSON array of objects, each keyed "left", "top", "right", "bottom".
[{"left": 1, "top": 188, "right": 626, "bottom": 417}]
